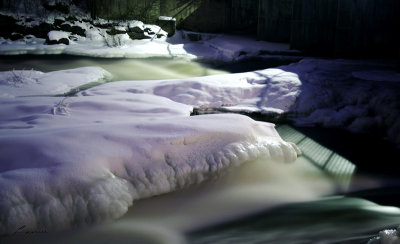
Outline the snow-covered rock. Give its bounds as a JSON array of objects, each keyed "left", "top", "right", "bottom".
[{"left": 46, "top": 30, "right": 70, "bottom": 45}]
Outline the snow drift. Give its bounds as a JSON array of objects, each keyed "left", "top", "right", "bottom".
[
  {"left": 83, "top": 58, "right": 400, "bottom": 145},
  {"left": 0, "top": 66, "right": 111, "bottom": 97},
  {"left": 0, "top": 93, "right": 299, "bottom": 234}
]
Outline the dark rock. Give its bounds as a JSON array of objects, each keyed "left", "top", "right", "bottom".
[
  {"left": 107, "top": 27, "right": 127, "bottom": 36},
  {"left": 71, "top": 25, "right": 86, "bottom": 36},
  {"left": 144, "top": 27, "right": 155, "bottom": 35},
  {"left": 54, "top": 18, "right": 64, "bottom": 27},
  {"left": 46, "top": 36, "right": 69, "bottom": 45},
  {"left": 0, "top": 14, "right": 17, "bottom": 39},
  {"left": 156, "top": 18, "right": 176, "bottom": 37},
  {"left": 66, "top": 16, "right": 77, "bottom": 22},
  {"left": 60, "top": 23, "right": 72, "bottom": 32},
  {"left": 157, "top": 33, "right": 166, "bottom": 39},
  {"left": 10, "top": 33, "right": 23, "bottom": 41},
  {"left": 35, "top": 22, "right": 54, "bottom": 38},
  {"left": 69, "top": 35, "right": 78, "bottom": 41},
  {"left": 129, "top": 26, "right": 144, "bottom": 33},
  {"left": 14, "top": 24, "right": 30, "bottom": 36},
  {"left": 187, "top": 33, "right": 202, "bottom": 42},
  {"left": 127, "top": 32, "right": 150, "bottom": 40}
]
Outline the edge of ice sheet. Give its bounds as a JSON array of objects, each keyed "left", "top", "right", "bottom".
[{"left": 0, "top": 94, "right": 299, "bottom": 234}]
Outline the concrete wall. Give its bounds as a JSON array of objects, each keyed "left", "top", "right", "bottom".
[
  {"left": 231, "top": 0, "right": 258, "bottom": 33},
  {"left": 258, "top": 0, "right": 292, "bottom": 42},
  {"left": 334, "top": 0, "right": 400, "bottom": 58},
  {"left": 286, "top": 0, "right": 400, "bottom": 58},
  {"left": 290, "top": 0, "right": 338, "bottom": 56},
  {"left": 178, "top": 0, "right": 230, "bottom": 32}
]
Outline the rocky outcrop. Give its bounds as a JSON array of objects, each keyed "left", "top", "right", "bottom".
[{"left": 0, "top": 11, "right": 168, "bottom": 45}]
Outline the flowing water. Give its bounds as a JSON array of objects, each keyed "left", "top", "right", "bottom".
[
  {"left": 0, "top": 55, "right": 229, "bottom": 81},
  {"left": 1, "top": 55, "right": 400, "bottom": 244}
]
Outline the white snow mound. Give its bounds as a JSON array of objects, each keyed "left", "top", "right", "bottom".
[{"left": 0, "top": 93, "right": 299, "bottom": 234}]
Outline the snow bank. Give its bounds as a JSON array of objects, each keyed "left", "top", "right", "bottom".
[
  {"left": 84, "top": 58, "right": 400, "bottom": 145},
  {"left": 0, "top": 67, "right": 112, "bottom": 97},
  {"left": 368, "top": 226, "right": 400, "bottom": 244},
  {"left": 0, "top": 28, "right": 297, "bottom": 60},
  {"left": 0, "top": 92, "right": 299, "bottom": 234},
  {"left": 81, "top": 68, "right": 302, "bottom": 115}
]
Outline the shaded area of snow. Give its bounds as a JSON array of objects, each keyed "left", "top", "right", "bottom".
[{"left": 0, "top": 67, "right": 111, "bottom": 97}]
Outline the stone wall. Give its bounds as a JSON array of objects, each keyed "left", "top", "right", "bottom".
[{"left": 93, "top": 0, "right": 161, "bottom": 23}]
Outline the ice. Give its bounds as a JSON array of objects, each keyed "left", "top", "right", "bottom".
[
  {"left": 0, "top": 67, "right": 112, "bottom": 97},
  {"left": 0, "top": 91, "right": 299, "bottom": 234}
]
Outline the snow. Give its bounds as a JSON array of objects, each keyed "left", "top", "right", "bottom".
[
  {"left": 159, "top": 16, "right": 176, "bottom": 21},
  {"left": 0, "top": 67, "right": 112, "bottom": 97},
  {"left": 81, "top": 67, "right": 301, "bottom": 114},
  {"left": 47, "top": 30, "right": 70, "bottom": 41},
  {"left": 0, "top": 84, "right": 299, "bottom": 234}
]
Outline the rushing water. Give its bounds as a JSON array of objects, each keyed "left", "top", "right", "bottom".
[
  {"left": 0, "top": 55, "right": 229, "bottom": 81},
  {"left": 1, "top": 55, "right": 400, "bottom": 244}
]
